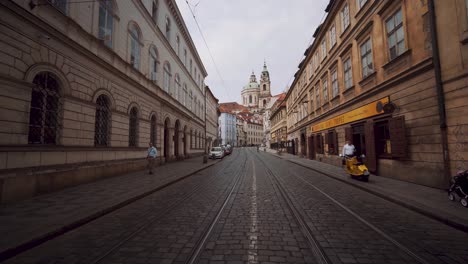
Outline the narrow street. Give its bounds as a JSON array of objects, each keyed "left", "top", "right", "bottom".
[{"left": 4, "top": 148, "right": 468, "bottom": 264}]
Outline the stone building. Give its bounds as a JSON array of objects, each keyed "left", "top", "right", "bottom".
[
  {"left": 285, "top": 0, "right": 468, "bottom": 189},
  {"left": 205, "top": 86, "right": 219, "bottom": 151},
  {"left": 263, "top": 94, "right": 282, "bottom": 148},
  {"left": 0, "top": 0, "right": 209, "bottom": 202},
  {"left": 218, "top": 112, "right": 236, "bottom": 146},
  {"left": 270, "top": 93, "right": 287, "bottom": 150},
  {"left": 241, "top": 62, "right": 272, "bottom": 112}
]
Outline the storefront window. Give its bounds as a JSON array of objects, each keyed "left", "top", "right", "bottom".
[{"left": 376, "top": 121, "right": 391, "bottom": 156}]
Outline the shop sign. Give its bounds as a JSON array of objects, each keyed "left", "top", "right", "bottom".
[{"left": 311, "top": 97, "right": 389, "bottom": 132}]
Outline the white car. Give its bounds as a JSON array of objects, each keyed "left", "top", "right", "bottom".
[{"left": 209, "top": 147, "right": 224, "bottom": 159}]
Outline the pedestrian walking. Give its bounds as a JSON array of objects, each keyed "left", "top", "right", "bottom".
[{"left": 147, "top": 142, "right": 157, "bottom": 174}]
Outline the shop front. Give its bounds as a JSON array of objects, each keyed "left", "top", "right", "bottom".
[{"left": 309, "top": 97, "right": 408, "bottom": 174}]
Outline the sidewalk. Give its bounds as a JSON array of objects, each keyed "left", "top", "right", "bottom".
[
  {"left": 264, "top": 148, "right": 468, "bottom": 232},
  {"left": 0, "top": 156, "right": 219, "bottom": 260}
]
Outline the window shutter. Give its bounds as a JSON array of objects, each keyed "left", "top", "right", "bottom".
[
  {"left": 345, "top": 127, "right": 353, "bottom": 143},
  {"left": 389, "top": 116, "right": 407, "bottom": 158},
  {"left": 364, "top": 121, "right": 377, "bottom": 173},
  {"left": 334, "top": 130, "right": 339, "bottom": 155}
]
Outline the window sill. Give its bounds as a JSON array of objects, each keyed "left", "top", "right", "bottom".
[
  {"left": 382, "top": 49, "right": 412, "bottom": 70},
  {"left": 343, "top": 85, "right": 355, "bottom": 95},
  {"left": 359, "top": 71, "right": 377, "bottom": 90},
  {"left": 340, "top": 25, "right": 351, "bottom": 39},
  {"left": 354, "top": 1, "right": 371, "bottom": 19}
]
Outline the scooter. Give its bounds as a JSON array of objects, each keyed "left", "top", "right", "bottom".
[{"left": 340, "top": 154, "right": 370, "bottom": 182}]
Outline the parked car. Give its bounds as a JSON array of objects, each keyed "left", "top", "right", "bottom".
[
  {"left": 209, "top": 147, "right": 224, "bottom": 159},
  {"left": 224, "top": 145, "right": 232, "bottom": 155}
]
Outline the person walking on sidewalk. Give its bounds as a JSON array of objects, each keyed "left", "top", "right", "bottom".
[{"left": 147, "top": 142, "right": 157, "bottom": 174}]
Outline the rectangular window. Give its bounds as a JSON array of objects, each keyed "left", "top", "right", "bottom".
[
  {"left": 330, "top": 24, "right": 337, "bottom": 47},
  {"left": 341, "top": 3, "right": 350, "bottom": 32},
  {"left": 184, "top": 49, "right": 187, "bottom": 66},
  {"left": 98, "top": 2, "right": 113, "bottom": 48},
  {"left": 321, "top": 40, "right": 327, "bottom": 60},
  {"left": 50, "top": 0, "right": 67, "bottom": 14},
  {"left": 315, "top": 86, "right": 320, "bottom": 109},
  {"left": 343, "top": 57, "right": 353, "bottom": 89},
  {"left": 322, "top": 78, "right": 328, "bottom": 102},
  {"left": 331, "top": 69, "right": 339, "bottom": 98},
  {"left": 386, "top": 9, "right": 405, "bottom": 60},
  {"left": 360, "top": 38, "right": 374, "bottom": 78},
  {"left": 357, "top": 0, "right": 368, "bottom": 10}
]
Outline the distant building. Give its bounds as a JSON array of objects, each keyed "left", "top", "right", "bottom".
[
  {"left": 219, "top": 112, "right": 236, "bottom": 146},
  {"left": 270, "top": 94, "right": 287, "bottom": 151},
  {"left": 205, "top": 86, "right": 219, "bottom": 151},
  {"left": 263, "top": 94, "right": 283, "bottom": 148},
  {"left": 241, "top": 62, "right": 272, "bottom": 112}
]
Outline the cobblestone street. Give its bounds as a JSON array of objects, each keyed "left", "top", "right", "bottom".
[{"left": 1, "top": 148, "right": 468, "bottom": 264}]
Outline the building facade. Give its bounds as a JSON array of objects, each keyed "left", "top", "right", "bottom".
[
  {"left": 263, "top": 94, "right": 282, "bottom": 148},
  {"left": 219, "top": 112, "right": 236, "bottom": 146},
  {"left": 270, "top": 94, "right": 287, "bottom": 150},
  {"left": 241, "top": 62, "right": 272, "bottom": 112},
  {"left": 0, "top": 0, "right": 209, "bottom": 202},
  {"left": 285, "top": 0, "right": 468, "bottom": 189},
  {"left": 205, "top": 86, "right": 219, "bottom": 151}
]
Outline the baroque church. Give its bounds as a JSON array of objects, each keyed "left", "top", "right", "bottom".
[{"left": 241, "top": 62, "right": 272, "bottom": 112}]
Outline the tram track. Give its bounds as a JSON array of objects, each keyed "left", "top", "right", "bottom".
[
  {"left": 185, "top": 152, "right": 248, "bottom": 264},
  {"left": 3, "top": 151, "right": 242, "bottom": 264},
  {"left": 254, "top": 150, "right": 431, "bottom": 264},
  {"left": 90, "top": 151, "right": 246, "bottom": 264}
]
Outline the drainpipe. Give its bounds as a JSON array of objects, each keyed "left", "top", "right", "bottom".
[{"left": 428, "top": 0, "right": 451, "bottom": 185}]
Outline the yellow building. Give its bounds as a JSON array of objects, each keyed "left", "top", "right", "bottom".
[{"left": 285, "top": 0, "right": 468, "bottom": 188}]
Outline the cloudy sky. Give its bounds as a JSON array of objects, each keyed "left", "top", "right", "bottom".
[{"left": 175, "top": 0, "right": 329, "bottom": 103}]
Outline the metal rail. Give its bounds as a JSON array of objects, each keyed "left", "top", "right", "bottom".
[
  {"left": 185, "top": 153, "right": 248, "bottom": 264},
  {"left": 91, "top": 151, "right": 244, "bottom": 264},
  {"left": 255, "top": 151, "right": 430, "bottom": 264}
]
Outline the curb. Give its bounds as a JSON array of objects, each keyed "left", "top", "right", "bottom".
[
  {"left": 0, "top": 161, "right": 219, "bottom": 262},
  {"left": 268, "top": 152, "right": 468, "bottom": 233}
]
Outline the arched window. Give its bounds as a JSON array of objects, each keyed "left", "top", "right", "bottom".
[
  {"left": 263, "top": 99, "right": 267, "bottom": 107},
  {"left": 94, "top": 94, "right": 111, "bottom": 146},
  {"left": 174, "top": 74, "right": 180, "bottom": 100},
  {"left": 249, "top": 95, "right": 252, "bottom": 104},
  {"left": 165, "top": 16, "right": 171, "bottom": 40},
  {"left": 163, "top": 63, "right": 171, "bottom": 93},
  {"left": 149, "top": 46, "right": 158, "bottom": 82},
  {"left": 176, "top": 35, "right": 180, "bottom": 56},
  {"left": 150, "top": 114, "right": 157, "bottom": 145},
  {"left": 152, "top": 0, "right": 158, "bottom": 23},
  {"left": 28, "top": 72, "right": 62, "bottom": 145},
  {"left": 189, "top": 90, "right": 193, "bottom": 111},
  {"left": 183, "top": 83, "right": 187, "bottom": 106},
  {"left": 98, "top": 0, "right": 113, "bottom": 48},
  {"left": 129, "top": 24, "right": 140, "bottom": 69},
  {"left": 129, "top": 107, "right": 139, "bottom": 147}
]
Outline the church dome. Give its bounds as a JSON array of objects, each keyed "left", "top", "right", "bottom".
[{"left": 242, "top": 71, "right": 260, "bottom": 90}]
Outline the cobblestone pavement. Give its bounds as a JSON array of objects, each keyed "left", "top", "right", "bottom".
[
  {"left": 256, "top": 151, "right": 468, "bottom": 264},
  {"left": 0, "top": 155, "right": 218, "bottom": 256},
  {"left": 3, "top": 148, "right": 468, "bottom": 264}
]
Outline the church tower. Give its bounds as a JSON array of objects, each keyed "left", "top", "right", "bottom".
[{"left": 259, "top": 61, "right": 271, "bottom": 109}]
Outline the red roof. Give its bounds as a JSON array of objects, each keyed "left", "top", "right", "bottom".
[{"left": 218, "top": 102, "right": 249, "bottom": 113}]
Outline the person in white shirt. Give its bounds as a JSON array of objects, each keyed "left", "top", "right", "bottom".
[
  {"left": 147, "top": 142, "right": 158, "bottom": 174},
  {"left": 342, "top": 140, "right": 356, "bottom": 157}
]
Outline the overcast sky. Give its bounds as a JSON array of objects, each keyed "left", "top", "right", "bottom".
[{"left": 175, "top": 0, "right": 329, "bottom": 103}]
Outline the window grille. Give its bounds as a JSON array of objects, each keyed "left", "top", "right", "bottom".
[
  {"left": 94, "top": 95, "right": 111, "bottom": 146},
  {"left": 129, "top": 107, "right": 139, "bottom": 147},
  {"left": 28, "top": 72, "right": 62, "bottom": 145}
]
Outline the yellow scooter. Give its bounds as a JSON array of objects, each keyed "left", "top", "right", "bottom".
[{"left": 340, "top": 154, "right": 370, "bottom": 182}]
